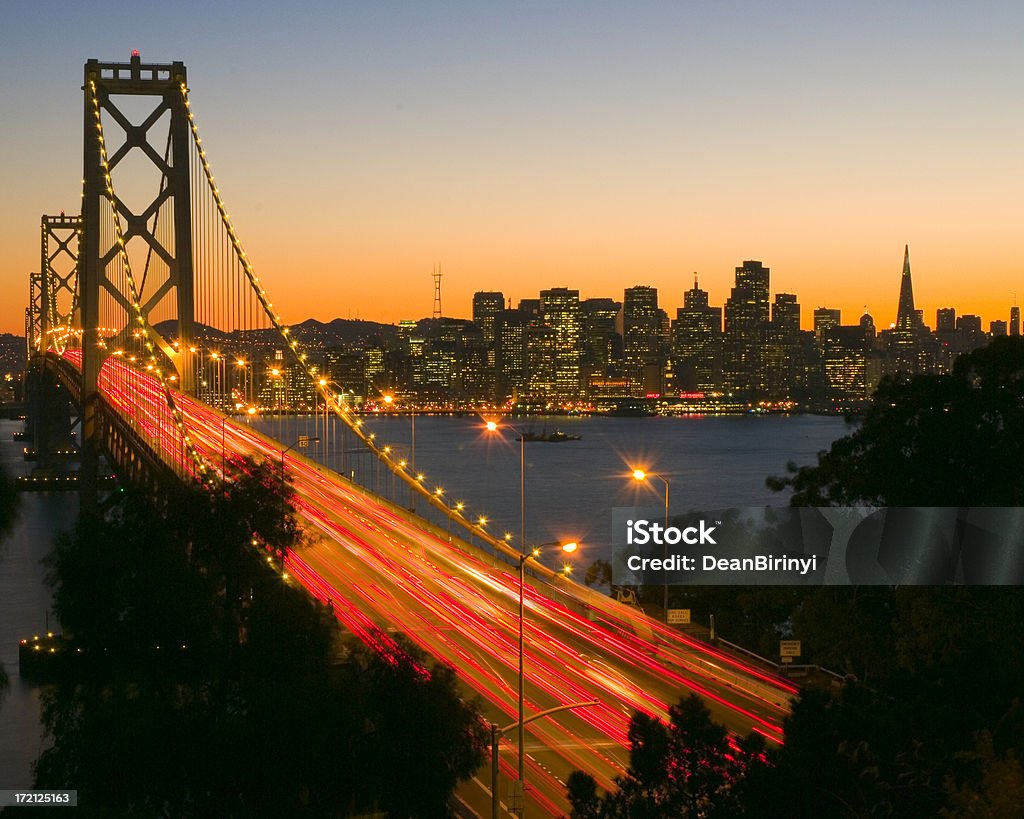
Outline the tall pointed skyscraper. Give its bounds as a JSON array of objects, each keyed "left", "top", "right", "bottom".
[
  {"left": 888, "top": 244, "right": 927, "bottom": 375},
  {"left": 896, "top": 244, "right": 917, "bottom": 331}
]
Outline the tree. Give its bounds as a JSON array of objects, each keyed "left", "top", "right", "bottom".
[
  {"left": 752, "top": 339, "right": 1024, "bottom": 815},
  {"left": 942, "top": 731, "right": 1024, "bottom": 818},
  {"left": 568, "top": 695, "right": 767, "bottom": 818},
  {"left": 769, "top": 337, "right": 1024, "bottom": 506},
  {"left": 35, "top": 458, "right": 486, "bottom": 816}
]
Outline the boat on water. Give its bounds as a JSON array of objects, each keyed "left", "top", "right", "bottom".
[
  {"left": 605, "top": 399, "right": 657, "bottom": 417},
  {"left": 517, "top": 430, "right": 582, "bottom": 442}
]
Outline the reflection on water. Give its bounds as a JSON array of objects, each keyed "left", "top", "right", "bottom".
[{"left": 0, "top": 420, "right": 78, "bottom": 789}]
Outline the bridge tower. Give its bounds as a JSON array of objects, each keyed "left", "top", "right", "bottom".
[
  {"left": 80, "top": 53, "right": 196, "bottom": 501},
  {"left": 40, "top": 213, "right": 81, "bottom": 348},
  {"left": 26, "top": 271, "right": 43, "bottom": 362},
  {"left": 27, "top": 214, "right": 83, "bottom": 471}
]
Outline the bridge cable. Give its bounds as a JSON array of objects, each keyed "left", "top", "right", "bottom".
[
  {"left": 179, "top": 83, "right": 536, "bottom": 564},
  {"left": 87, "top": 78, "right": 218, "bottom": 488}
]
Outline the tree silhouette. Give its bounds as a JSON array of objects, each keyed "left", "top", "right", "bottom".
[
  {"left": 35, "top": 457, "right": 486, "bottom": 816},
  {"left": 769, "top": 337, "right": 1024, "bottom": 506},
  {"left": 567, "top": 695, "right": 766, "bottom": 818}
]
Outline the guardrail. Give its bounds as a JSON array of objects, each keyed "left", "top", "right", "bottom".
[{"left": 717, "top": 637, "right": 846, "bottom": 686}]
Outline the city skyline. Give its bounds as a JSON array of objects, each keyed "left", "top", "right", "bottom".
[
  {"left": 322, "top": 248, "right": 1019, "bottom": 334},
  {"left": 99, "top": 248, "right": 1007, "bottom": 414},
  {"left": 2, "top": 3, "right": 1023, "bottom": 335}
]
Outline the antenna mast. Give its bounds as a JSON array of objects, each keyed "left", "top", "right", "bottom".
[{"left": 432, "top": 264, "right": 443, "bottom": 319}]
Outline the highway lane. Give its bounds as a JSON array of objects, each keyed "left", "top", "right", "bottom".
[
  {"left": 67, "top": 353, "right": 798, "bottom": 816},
  {"left": 183, "top": 402, "right": 793, "bottom": 815}
]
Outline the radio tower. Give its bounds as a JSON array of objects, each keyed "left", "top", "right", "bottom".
[{"left": 432, "top": 264, "right": 443, "bottom": 319}]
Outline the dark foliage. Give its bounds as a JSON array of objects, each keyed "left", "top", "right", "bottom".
[
  {"left": 567, "top": 695, "right": 768, "bottom": 818},
  {"left": 573, "top": 340, "right": 1024, "bottom": 816},
  {"left": 34, "top": 458, "right": 486, "bottom": 817},
  {"left": 769, "top": 336, "right": 1024, "bottom": 506}
]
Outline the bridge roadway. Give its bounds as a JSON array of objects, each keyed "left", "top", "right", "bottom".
[{"left": 64, "top": 353, "right": 798, "bottom": 816}]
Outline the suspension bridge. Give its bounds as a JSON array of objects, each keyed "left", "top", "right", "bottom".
[{"left": 21, "top": 54, "right": 797, "bottom": 817}]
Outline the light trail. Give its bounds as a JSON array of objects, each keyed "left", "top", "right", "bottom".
[{"left": 59, "top": 351, "right": 797, "bottom": 816}]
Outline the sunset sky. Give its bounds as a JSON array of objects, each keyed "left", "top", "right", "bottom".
[{"left": 2, "top": 1, "right": 1022, "bottom": 335}]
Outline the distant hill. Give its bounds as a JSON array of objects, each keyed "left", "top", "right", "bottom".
[{"left": 152, "top": 318, "right": 399, "bottom": 349}]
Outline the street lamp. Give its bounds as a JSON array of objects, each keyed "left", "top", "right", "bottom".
[
  {"left": 631, "top": 469, "right": 670, "bottom": 620},
  {"left": 489, "top": 697, "right": 598, "bottom": 819},
  {"left": 485, "top": 419, "right": 526, "bottom": 554},
  {"left": 486, "top": 419, "right": 585, "bottom": 813},
  {"left": 509, "top": 540, "right": 579, "bottom": 816},
  {"left": 236, "top": 358, "right": 249, "bottom": 405},
  {"left": 210, "top": 352, "right": 224, "bottom": 410},
  {"left": 383, "top": 392, "right": 416, "bottom": 511}
]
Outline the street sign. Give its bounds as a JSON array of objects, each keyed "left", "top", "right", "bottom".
[
  {"left": 667, "top": 609, "right": 691, "bottom": 625},
  {"left": 780, "top": 640, "right": 802, "bottom": 657},
  {"left": 298, "top": 435, "right": 309, "bottom": 449},
  {"left": 781, "top": 656, "right": 793, "bottom": 664}
]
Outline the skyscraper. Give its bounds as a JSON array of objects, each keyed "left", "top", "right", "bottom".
[
  {"left": 472, "top": 291, "right": 504, "bottom": 349},
  {"left": 888, "top": 245, "right": 926, "bottom": 373},
  {"left": 623, "top": 286, "right": 662, "bottom": 395},
  {"left": 813, "top": 308, "right": 841, "bottom": 342},
  {"left": 581, "top": 297, "right": 622, "bottom": 390},
  {"left": 525, "top": 322, "right": 557, "bottom": 398},
  {"left": 473, "top": 291, "right": 504, "bottom": 399},
  {"left": 1010, "top": 304, "right": 1021, "bottom": 337},
  {"left": 765, "top": 293, "right": 800, "bottom": 398},
  {"left": 722, "top": 261, "right": 771, "bottom": 395},
  {"left": 896, "top": 245, "right": 919, "bottom": 332},
  {"left": 539, "top": 287, "right": 582, "bottom": 401},
  {"left": 495, "top": 309, "right": 529, "bottom": 401},
  {"left": 672, "top": 275, "right": 722, "bottom": 392}
]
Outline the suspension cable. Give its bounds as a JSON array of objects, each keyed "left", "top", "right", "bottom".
[
  {"left": 180, "top": 83, "right": 521, "bottom": 555},
  {"left": 88, "top": 78, "right": 217, "bottom": 487}
]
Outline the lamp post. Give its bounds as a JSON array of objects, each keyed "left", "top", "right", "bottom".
[
  {"left": 384, "top": 392, "right": 416, "bottom": 511},
  {"left": 489, "top": 697, "right": 598, "bottom": 819},
  {"left": 484, "top": 420, "right": 586, "bottom": 813},
  {"left": 631, "top": 469, "right": 670, "bottom": 620},
  {"left": 509, "top": 540, "right": 578, "bottom": 816},
  {"left": 279, "top": 435, "right": 319, "bottom": 565},
  {"left": 235, "top": 358, "right": 249, "bottom": 405},
  {"left": 317, "top": 378, "right": 329, "bottom": 469},
  {"left": 210, "top": 352, "right": 224, "bottom": 410}
]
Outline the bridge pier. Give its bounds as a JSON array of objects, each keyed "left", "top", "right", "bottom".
[{"left": 23, "top": 359, "right": 77, "bottom": 475}]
